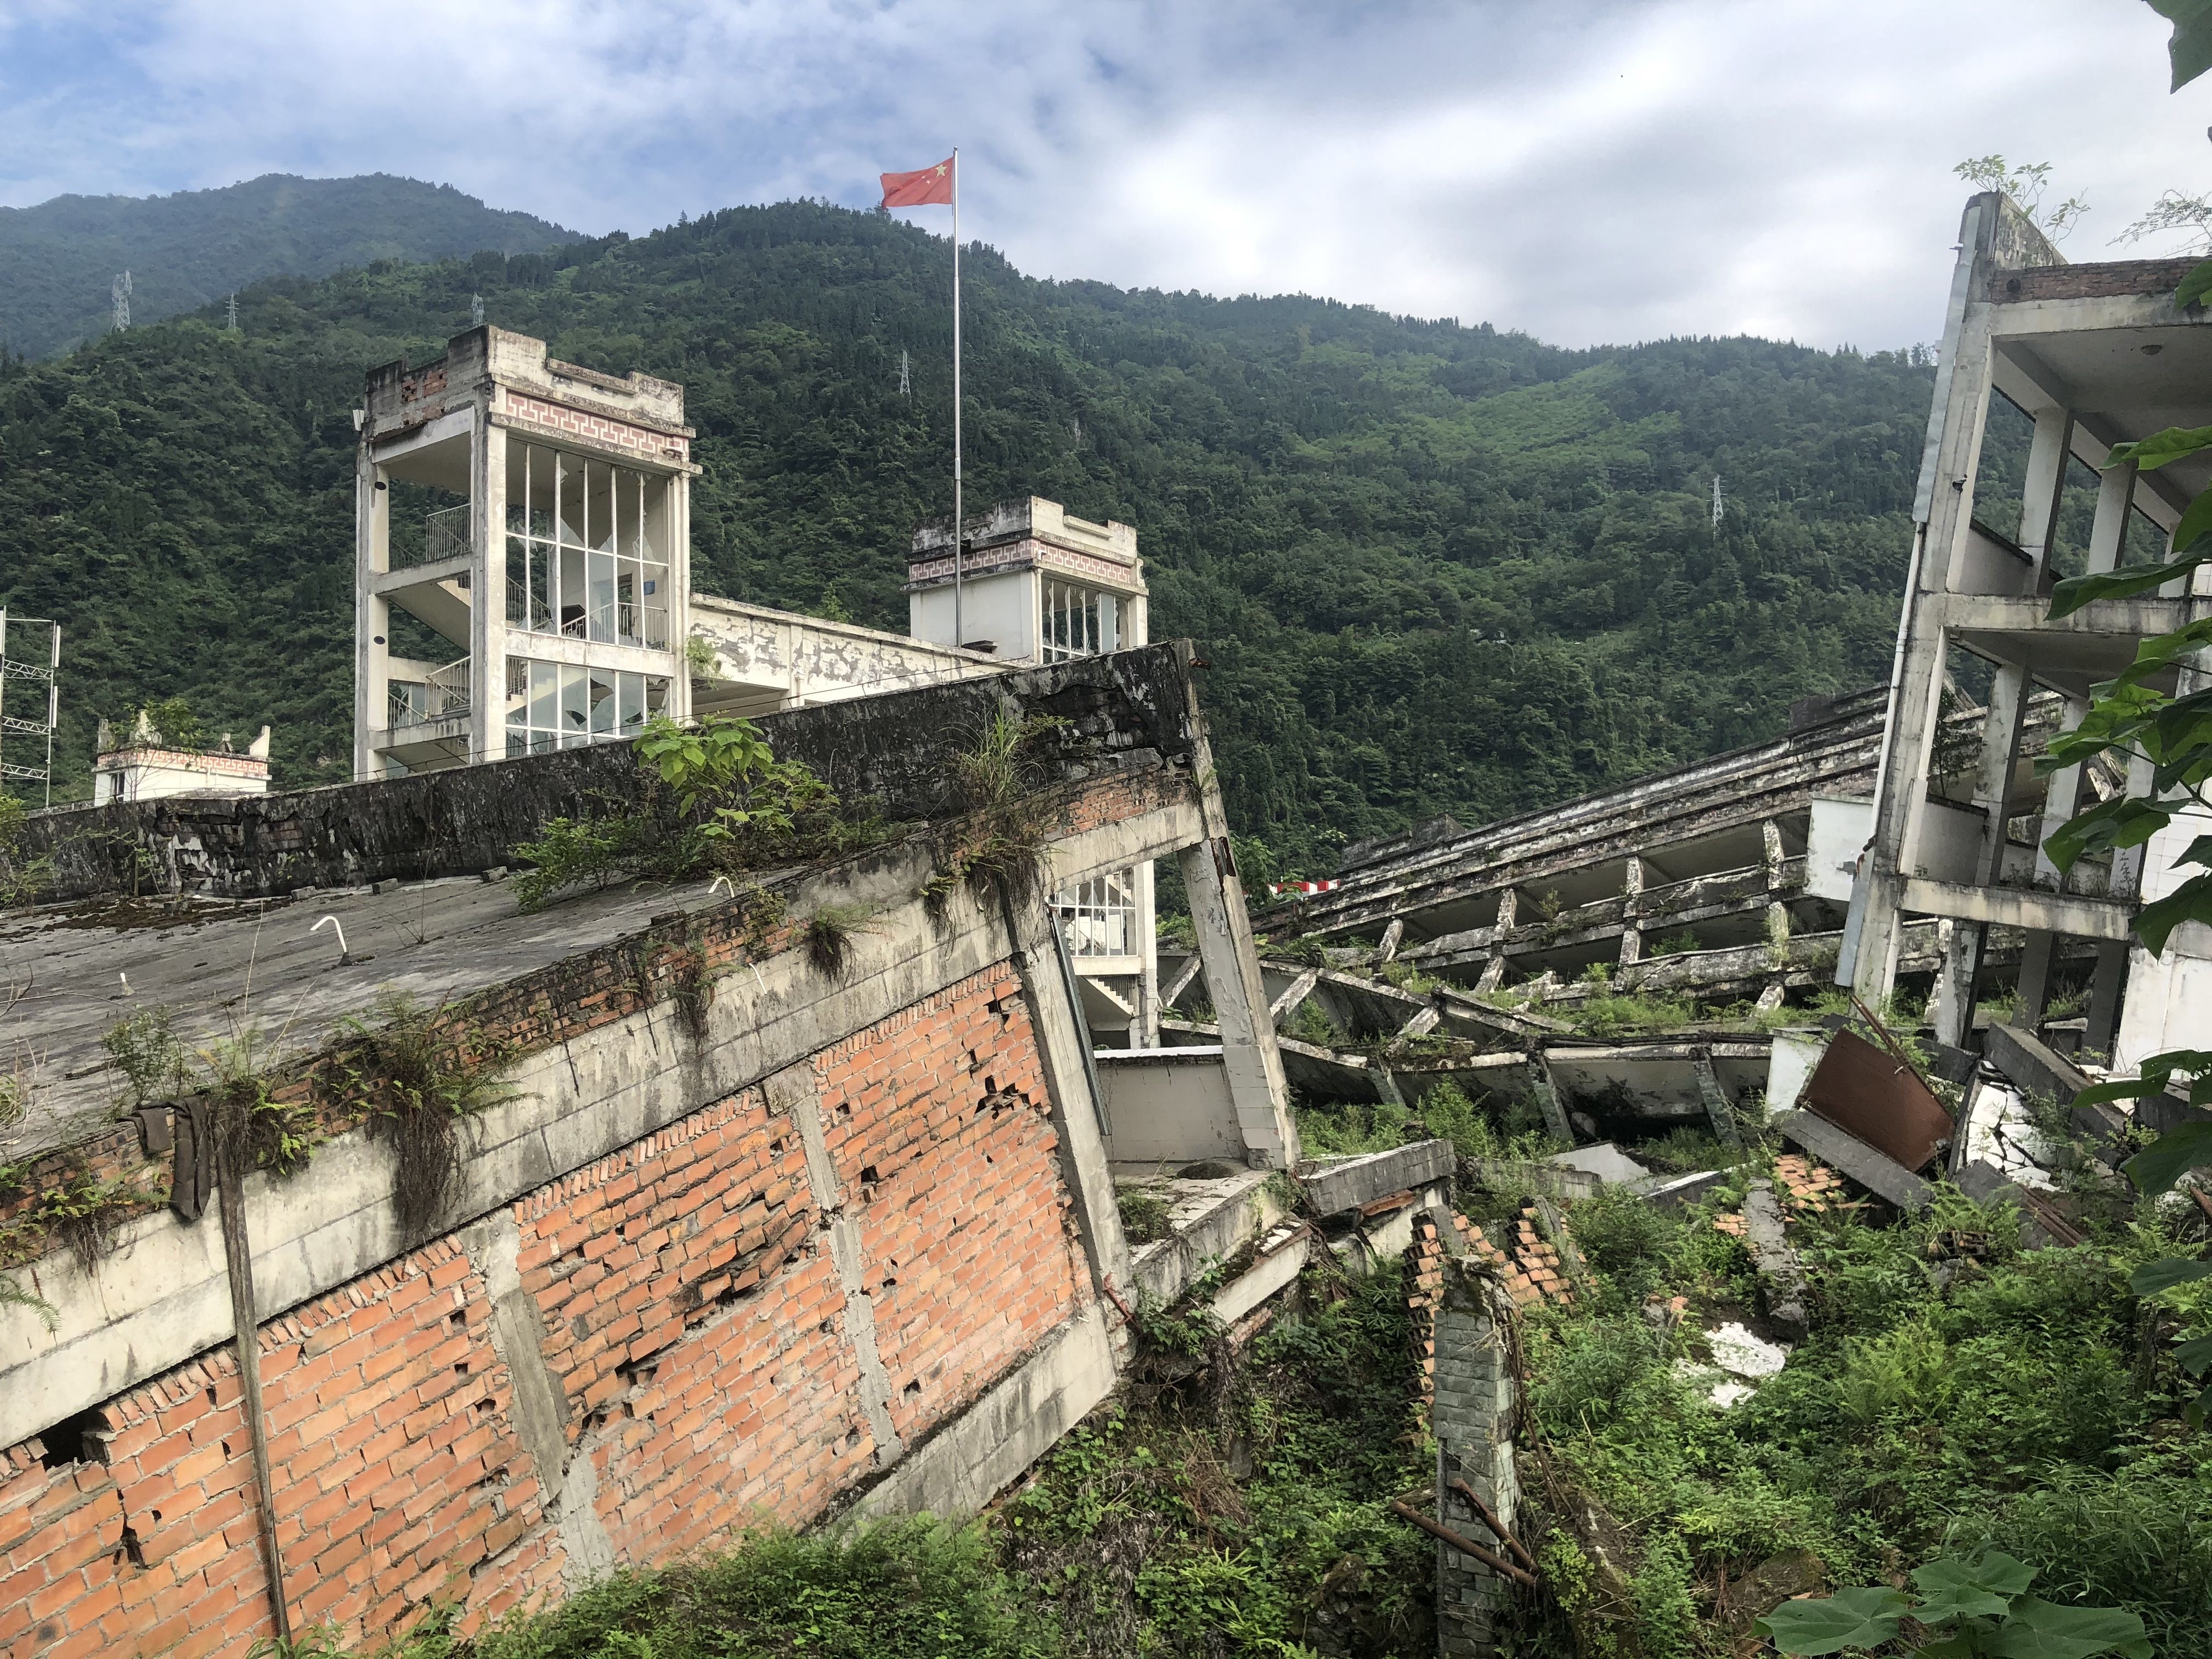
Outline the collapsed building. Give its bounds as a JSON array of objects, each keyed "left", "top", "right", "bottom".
[{"left": 0, "top": 328, "right": 1462, "bottom": 1657}]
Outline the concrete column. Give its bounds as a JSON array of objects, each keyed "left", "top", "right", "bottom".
[
  {"left": 668, "top": 464, "right": 695, "bottom": 723},
  {"left": 1852, "top": 622, "right": 1948, "bottom": 1001},
  {"left": 1762, "top": 820, "right": 1791, "bottom": 949},
  {"left": 1000, "top": 896, "right": 1134, "bottom": 1307},
  {"left": 1618, "top": 857, "right": 1645, "bottom": 969},
  {"left": 1178, "top": 835, "right": 1300, "bottom": 1168},
  {"left": 1478, "top": 889, "right": 1519, "bottom": 992},
  {"left": 1933, "top": 662, "right": 2035, "bottom": 1046},
  {"left": 2018, "top": 693, "right": 2093, "bottom": 1030},
  {"left": 1855, "top": 261, "right": 1995, "bottom": 999},
  {"left": 2084, "top": 941, "right": 2130, "bottom": 1057},
  {"left": 1378, "top": 918, "right": 1405, "bottom": 966},
  {"left": 471, "top": 417, "right": 507, "bottom": 765},
  {"left": 353, "top": 447, "right": 390, "bottom": 782},
  {"left": 1135, "top": 860, "right": 1160, "bottom": 1047},
  {"left": 2085, "top": 456, "right": 2136, "bottom": 577},
  {"left": 1434, "top": 1262, "right": 1517, "bottom": 1658},
  {"left": 2017, "top": 403, "right": 2075, "bottom": 584}
]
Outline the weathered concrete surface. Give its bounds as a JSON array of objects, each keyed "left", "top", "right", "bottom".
[
  {"left": 1740, "top": 1178, "right": 1809, "bottom": 1341},
  {"left": 854, "top": 1305, "right": 1118, "bottom": 1522},
  {"left": 1299, "top": 1138, "right": 1455, "bottom": 1217},
  {"left": 1096, "top": 1047, "right": 1244, "bottom": 1165},
  {"left": 8, "top": 644, "right": 1200, "bottom": 902}
]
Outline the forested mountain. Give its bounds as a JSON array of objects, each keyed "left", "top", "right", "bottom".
[
  {"left": 0, "top": 174, "right": 577, "bottom": 359},
  {"left": 0, "top": 200, "right": 1939, "bottom": 872}
]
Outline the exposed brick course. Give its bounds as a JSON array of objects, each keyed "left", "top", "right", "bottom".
[{"left": 1, "top": 961, "right": 1082, "bottom": 1657}]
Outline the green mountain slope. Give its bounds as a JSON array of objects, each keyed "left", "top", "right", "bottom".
[
  {"left": 0, "top": 173, "right": 578, "bottom": 360},
  {"left": 0, "top": 202, "right": 1936, "bottom": 871}
]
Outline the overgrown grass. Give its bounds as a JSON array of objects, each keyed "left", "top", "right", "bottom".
[
  {"left": 998, "top": 1264, "right": 1431, "bottom": 1657},
  {"left": 264, "top": 1519, "right": 1054, "bottom": 1659},
  {"left": 1295, "top": 1078, "right": 1560, "bottom": 1165},
  {"left": 1517, "top": 1176, "right": 2212, "bottom": 1658}
]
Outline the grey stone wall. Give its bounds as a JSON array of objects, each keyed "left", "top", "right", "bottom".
[
  {"left": 1434, "top": 1259, "right": 1519, "bottom": 1658},
  {"left": 10, "top": 644, "right": 1198, "bottom": 902}
]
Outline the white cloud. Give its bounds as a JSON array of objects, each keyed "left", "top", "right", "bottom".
[{"left": 1, "top": 0, "right": 2207, "bottom": 347}]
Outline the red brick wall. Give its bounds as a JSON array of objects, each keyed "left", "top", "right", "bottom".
[{"left": 1, "top": 962, "right": 1087, "bottom": 1658}]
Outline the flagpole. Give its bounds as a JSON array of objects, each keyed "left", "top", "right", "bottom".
[{"left": 951, "top": 147, "right": 963, "bottom": 648}]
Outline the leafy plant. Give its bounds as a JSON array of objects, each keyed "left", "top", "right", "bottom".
[
  {"left": 101, "top": 1005, "right": 187, "bottom": 1107},
  {"left": 924, "top": 710, "right": 1065, "bottom": 912},
  {"left": 1758, "top": 1550, "right": 2147, "bottom": 1658},
  {"left": 0, "top": 1272, "right": 57, "bottom": 1330},
  {"left": 511, "top": 713, "right": 861, "bottom": 911}
]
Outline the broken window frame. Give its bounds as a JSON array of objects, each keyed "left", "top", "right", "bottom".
[
  {"left": 504, "top": 657, "right": 669, "bottom": 756},
  {"left": 1039, "top": 579, "right": 1119, "bottom": 663},
  {"left": 505, "top": 443, "right": 672, "bottom": 652}
]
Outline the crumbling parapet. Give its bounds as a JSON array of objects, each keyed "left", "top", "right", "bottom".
[{"left": 1434, "top": 1259, "right": 1520, "bottom": 1657}]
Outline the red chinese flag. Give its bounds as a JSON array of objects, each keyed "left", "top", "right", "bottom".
[{"left": 881, "top": 156, "right": 955, "bottom": 208}]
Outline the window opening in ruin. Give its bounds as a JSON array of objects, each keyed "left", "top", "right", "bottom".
[
  {"left": 1054, "top": 867, "right": 1137, "bottom": 956},
  {"left": 1039, "top": 578, "right": 1119, "bottom": 662},
  {"left": 505, "top": 442, "right": 671, "bottom": 651},
  {"left": 504, "top": 658, "right": 669, "bottom": 756}
]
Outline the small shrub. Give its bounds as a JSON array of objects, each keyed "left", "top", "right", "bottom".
[
  {"left": 1116, "top": 1184, "right": 1173, "bottom": 1244},
  {"left": 101, "top": 1005, "right": 187, "bottom": 1106}
]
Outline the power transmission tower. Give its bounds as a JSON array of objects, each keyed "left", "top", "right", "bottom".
[
  {"left": 898, "top": 348, "right": 911, "bottom": 397},
  {"left": 0, "top": 611, "right": 62, "bottom": 809},
  {"left": 471, "top": 294, "right": 485, "bottom": 328},
  {"left": 111, "top": 270, "right": 132, "bottom": 331},
  {"left": 1711, "top": 474, "right": 1727, "bottom": 529},
  {"left": 227, "top": 292, "right": 239, "bottom": 331}
]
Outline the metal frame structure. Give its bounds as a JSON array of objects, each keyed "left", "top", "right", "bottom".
[{"left": 0, "top": 611, "right": 61, "bottom": 808}]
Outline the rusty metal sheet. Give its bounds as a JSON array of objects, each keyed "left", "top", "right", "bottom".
[{"left": 1799, "top": 1028, "right": 1953, "bottom": 1173}]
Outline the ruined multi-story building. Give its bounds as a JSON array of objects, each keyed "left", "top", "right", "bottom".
[
  {"left": 353, "top": 327, "right": 1159, "bottom": 1047},
  {"left": 1843, "top": 192, "right": 2212, "bottom": 1070}
]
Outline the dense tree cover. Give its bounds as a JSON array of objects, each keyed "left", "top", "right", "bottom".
[
  {"left": 0, "top": 174, "right": 575, "bottom": 360},
  {"left": 0, "top": 200, "right": 1938, "bottom": 869}
]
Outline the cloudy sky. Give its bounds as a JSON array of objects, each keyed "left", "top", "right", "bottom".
[{"left": 2, "top": 0, "right": 2208, "bottom": 349}]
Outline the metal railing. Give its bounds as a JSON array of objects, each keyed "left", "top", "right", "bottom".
[
  {"left": 386, "top": 656, "right": 472, "bottom": 729},
  {"left": 390, "top": 505, "right": 472, "bottom": 572}
]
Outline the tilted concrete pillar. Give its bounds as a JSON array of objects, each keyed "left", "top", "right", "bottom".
[
  {"left": 1932, "top": 663, "right": 2034, "bottom": 1047},
  {"left": 1180, "top": 836, "right": 1300, "bottom": 1167}
]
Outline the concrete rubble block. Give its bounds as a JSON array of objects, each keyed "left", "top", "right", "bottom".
[
  {"left": 1982, "top": 1022, "right": 2132, "bottom": 1161},
  {"left": 1739, "top": 1178, "right": 1809, "bottom": 1341},
  {"left": 1953, "top": 1158, "right": 2081, "bottom": 1248},
  {"left": 1299, "top": 1137, "right": 1455, "bottom": 1218},
  {"left": 1547, "top": 1141, "right": 1651, "bottom": 1185},
  {"left": 1468, "top": 1156, "right": 1601, "bottom": 1203},
  {"left": 1775, "top": 1108, "right": 1933, "bottom": 1215},
  {"left": 1633, "top": 1168, "right": 1726, "bottom": 1209}
]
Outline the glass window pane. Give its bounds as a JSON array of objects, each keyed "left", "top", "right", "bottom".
[
  {"left": 561, "top": 663, "right": 589, "bottom": 732},
  {"left": 531, "top": 659, "right": 558, "bottom": 730},
  {"left": 645, "top": 676, "right": 669, "bottom": 715},
  {"left": 589, "top": 671, "right": 618, "bottom": 734},
  {"left": 620, "top": 672, "right": 645, "bottom": 732},
  {"left": 589, "top": 550, "right": 615, "bottom": 642}
]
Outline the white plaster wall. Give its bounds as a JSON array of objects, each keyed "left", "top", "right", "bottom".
[
  {"left": 911, "top": 570, "right": 1035, "bottom": 660},
  {"left": 1806, "top": 795, "right": 1873, "bottom": 903}
]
